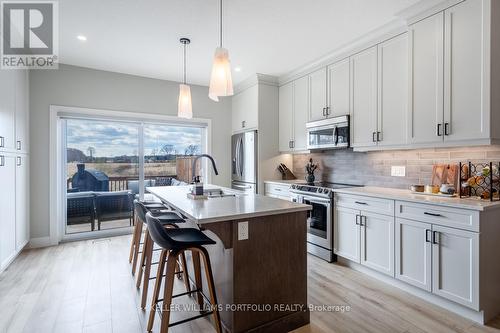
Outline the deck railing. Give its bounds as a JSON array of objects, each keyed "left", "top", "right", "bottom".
[{"left": 67, "top": 175, "right": 177, "bottom": 192}]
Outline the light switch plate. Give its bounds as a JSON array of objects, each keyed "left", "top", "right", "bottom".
[
  {"left": 391, "top": 166, "right": 406, "bottom": 177},
  {"left": 238, "top": 221, "right": 249, "bottom": 240}
]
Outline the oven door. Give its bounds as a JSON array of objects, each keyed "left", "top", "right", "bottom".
[{"left": 302, "top": 196, "right": 332, "bottom": 250}]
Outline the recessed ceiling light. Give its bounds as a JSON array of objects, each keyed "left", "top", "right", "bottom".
[
  {"left": 234, "top": 66, "right": 242, "bottom": 72},
  {"left": 77, "top": 35, "right": 87, "bottom": 41}
]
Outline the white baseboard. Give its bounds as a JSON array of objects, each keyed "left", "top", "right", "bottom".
[
  {"left": 28, "top": 236, "right": 56, "bottom": 249},
  {"left": 337, "top": 257, "right": 485, "bottom": 325}
]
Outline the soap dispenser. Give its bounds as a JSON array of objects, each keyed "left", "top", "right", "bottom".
[{"left": 192, "top": 176, "right": 204, "bottom": 196}]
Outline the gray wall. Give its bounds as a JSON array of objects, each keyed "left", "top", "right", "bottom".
[{"left": 29, "top": 64, "right": 232, "bottom": 239}]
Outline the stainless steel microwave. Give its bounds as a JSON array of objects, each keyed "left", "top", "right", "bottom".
[{"left": 306, "top": 115, "right": 350, "bottom": 150}]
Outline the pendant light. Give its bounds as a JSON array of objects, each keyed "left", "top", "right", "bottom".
[
  {"left": 178, "top": 38, "right": 193, "bottom": 119},
  {"left": 208, "top": 0, "right": 234, "bottom": 102}
]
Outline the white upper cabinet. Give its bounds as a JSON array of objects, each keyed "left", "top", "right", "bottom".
[
  {"left": 444, "top": 0, "right": 486, "bottom": 142},
  {"left": 293, "top": 76, "right": 309, "bottom": 151},
  {"left": 308, "top": 67, "right": 328, "bottom": 121},
  {"left": 15, "top": 70, "right": 29, "bottom": 153},
  {"left": 350, "top": 46, "right": 378, "bottom": 148},
  {"left": 378, "top": 33, "right": 408, "bottom": 147},
  {"left": 0, "top": 71, "right": 17, "bottom": 152},
  {"left": 278, "top": 82, "right": 294, "bottom": 152},
  {"left": 327, "top": 58, "right": 350, "bottom": 118},
  {"left": 232, "top": 84, "right": 258, "bottom": 133},
  {"left": 408, "top": 12, "right": 444, "bottom": 145}
]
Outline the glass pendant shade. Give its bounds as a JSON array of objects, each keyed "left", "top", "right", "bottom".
[
  {"left": 178, "top": 84, "right": 193, "bottom": 119},
  {"left": 208, "top": 47, "right": 234, "bottom": 102}
]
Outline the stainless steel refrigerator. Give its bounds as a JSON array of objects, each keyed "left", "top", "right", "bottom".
[{"left": 231, "top": 130, "right": 257, "bottom": 193}]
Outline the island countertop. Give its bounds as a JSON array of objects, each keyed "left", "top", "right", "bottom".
[{"left": 146, "top": 185, "right": 311, "bottom": 224}]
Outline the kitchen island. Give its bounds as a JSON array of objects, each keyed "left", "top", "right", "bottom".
[{"left": 147, "top": 185, "right": 311, "bottom": 333}]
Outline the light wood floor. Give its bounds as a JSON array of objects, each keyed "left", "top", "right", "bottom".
[{"left": 0, "top": 235, "right": 499, "bottom": 333}]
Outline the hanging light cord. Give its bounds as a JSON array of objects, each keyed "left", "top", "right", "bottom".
[
  {"left": 183, "top": 42, "right": 187, "bottom": 84},
  {"left": 219, "top": 0, "right": 223, "bottom": 48}
]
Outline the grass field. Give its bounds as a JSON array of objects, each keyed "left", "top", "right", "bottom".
[{"left": 67, "top": 161, "right": 177, "bottom": 178}]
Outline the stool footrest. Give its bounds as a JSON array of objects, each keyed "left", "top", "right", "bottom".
[{"left": 168, "top": 311, "right": 214, "bottom": 328}]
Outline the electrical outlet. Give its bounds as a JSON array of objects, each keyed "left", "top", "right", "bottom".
[
  {"left": 238, "top": 221, "right": 249, "bottom": 240},
  {"left": 391, "top": 165, "right": 406, "bottom": 177}
]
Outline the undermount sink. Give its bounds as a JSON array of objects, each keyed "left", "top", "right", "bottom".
[{"left": 203, "top": 188, "right": 238, "bottom": 198}]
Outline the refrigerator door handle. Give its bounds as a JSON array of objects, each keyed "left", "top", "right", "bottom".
[
  {"left": 238, "top": 136, "right": 244, "bottom": 177},
  {"left": 235, "top": 137, "right": 241, "bottom": 177}
]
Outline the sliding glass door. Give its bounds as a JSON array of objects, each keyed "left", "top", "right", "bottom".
[{"left": 62, "top": 116, "right": 207, "bottom": 238}]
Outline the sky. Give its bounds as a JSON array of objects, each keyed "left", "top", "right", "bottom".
[{"left": 66, "top": 119, "right": 203, "bottom": 157}]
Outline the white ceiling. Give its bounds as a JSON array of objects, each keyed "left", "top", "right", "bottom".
[{"left": 59, "top": 0, "right": 422, "bottom": 86}]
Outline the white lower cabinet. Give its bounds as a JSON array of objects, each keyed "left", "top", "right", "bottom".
[
  {"left": 16, "top": 155, "right": 29, "bottom": 250},
  {"left": 360, "top": 211, "right": 394, "bottom": 276},
  {"left": 431, "top": 225, "right": 479, "bottom": 310},
  {"left": 0, "top": 154, "right": 17, "bottom": 269},
  {"left": 395, "top": 218, "right": 432, "bottom": 292},
  {"left": 334, "top": 206, "right": 360, "bottom": 262}
]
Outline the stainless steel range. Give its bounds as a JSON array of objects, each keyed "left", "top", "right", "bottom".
[{"left": 289, "top": 182, "right": 361, "bottom": 262}]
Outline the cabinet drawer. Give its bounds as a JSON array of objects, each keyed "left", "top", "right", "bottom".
[
  {"left": 264, "top": 183, "right": 290, "bottom": 197},
  {"left": 395, "top": 201, "right": 479, "bottom": 232},
  {"left": 335, "top": 194, "right": 394, "bottom": 216}
]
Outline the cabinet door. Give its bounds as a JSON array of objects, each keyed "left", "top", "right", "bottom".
[
  {"left": 293, "top": 76, "right": 309, "bottom": 151},
  {"left": 408, "top": 12, "right": 444, "bottom": 145},
  {"left": 15, "top": 70, "right": 29, "bottom": 153},
  {"left": 360, "top": 211, "right": 394, "bottom": 276},
  {"left": 395, "top": 218, "right": 432, "bottom": 292},
  {"left": 432, "top": 225, "right": 479, "bottom": 310},
  {"left": 308, "top": 68, "right": 327, "bottom": 121},
  {"left": 16, "top": 155, "right": 29, "bottom": 250},
  {"left": 0, "top": 155, "right": 17, "bottom": 268},
  {"left": 444, "top": 0, "right": 486, "bottom": 142},
  {"left": 378, "top": 34, "right": 408, "bottom": 147},
  {"left": 278, "top": 82, "right": 294, "bottom": 152},
  {"left": 232, "top": 85, "right": 258, "bottom": 132},
  {"left": 351, "top": 46, "right": 378, "bottom": 148},
  {"left": 334, "top": 206, "right": 360, "bottom": 263},
  {"left": 0, "top": 71, "right": 16, "bottom": 151},
  {"left": 328, "top": 58, "right": 350, "bottom": 118}
]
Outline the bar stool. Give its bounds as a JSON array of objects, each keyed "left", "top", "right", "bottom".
[
  {"left": 145, "top": 213, "right": 222, "bottom": 333},
  {"left": 129, "top": 200, "right": 170, "bottom": 269},
  {"left": 134, "top": 202, "right": 190, "bottom": 309}
]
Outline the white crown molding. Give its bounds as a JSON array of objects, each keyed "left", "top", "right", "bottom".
[
  {"left": 397, "top": 0, "right": 464, "bottom": 25},
  {"left": 234, "top": 73, "right": 279, "bottom": 94},
  {"left": 278, "top": 18, "right": 408, "bottom": 86}
]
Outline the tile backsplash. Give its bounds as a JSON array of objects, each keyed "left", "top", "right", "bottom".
[{"left": 292, "top": 146, "right": 500, "bottom": 189}]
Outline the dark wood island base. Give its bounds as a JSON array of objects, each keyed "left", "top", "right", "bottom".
[{"left": 195, "top": 211, "right": 310, "bottom": 333}]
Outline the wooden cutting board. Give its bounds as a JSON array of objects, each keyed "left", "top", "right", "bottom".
[{"left": 431, "top": 164, "right": 459, "bottom": 189}]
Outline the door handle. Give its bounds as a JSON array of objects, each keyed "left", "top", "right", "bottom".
[
  {"left": 233, "top": 184, "right": 251, "bottom": 190},
  {"left": 437, "top": 123, "right": 442, "bottom": 137},
  {"left": 432, "top": 231, "right": 439, "bottom": 245},
  {"left": 0, "top": 155, "right": 4, "bottom": 167},
  {"left": 444, "top": 122, "right": 450, "bottom": 136},
  {"left": 425, "top": 229, "right": 431, "bottom": 243},
  {"left": 289, "top": 140, "right": 292, "bottom": 149},
  {"left": 355, "top": 214, "right": 360, "bottom": 225},
  {"left": 16, "top": 156, "right": 21, "bottom": 166},
  {"left": 322, "top": 108, "right": 326, "bottom": 116},
  {"left": 242, "top": 120, "right": 246, "bottom": 128},
  {"left": 360, "top": 215, "right": 366, "bottom": 227},
  {"left": 377, "top": 132, "right": 382, "bottom": 142},
  {"left": 16, "top": 141, "right": 21, "bottom": 150},
  {"left": 355, "top": 201, "right": 367, "bottom": 205},
  {"left": 0, "top": 136, "right": 4, "bottom": 148},
  {"left": 325, "top": 107, "right": 330, "bottom": 116},
  {"left": 372, "top": 132, "right": 377, "bottom": 142},
  {"left": 291, "top": 140, "right": 295, "bottom": 149}
]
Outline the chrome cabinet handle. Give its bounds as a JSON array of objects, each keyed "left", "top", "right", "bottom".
[
  {"left": 0, "top": 136, "right": 4, "bottom": 148},
  {"left": 0, "top": 155, "right": 4, "bottom": 166},
  {"left": 432, "top": 231, "right": 439, "bottom": 245},
  {"left": 16, "top": 140, "right": 21, "bottom": 150},
  {"left": 16, "top": 156, "right": 21, "bottom": 166}
]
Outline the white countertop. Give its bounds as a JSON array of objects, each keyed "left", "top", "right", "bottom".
[
  {"left": 146, "top": 185, "right": 311, "bottom": 224},
  {"left": 332, "top": 186, "right": 500, "bottom": 211}
]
